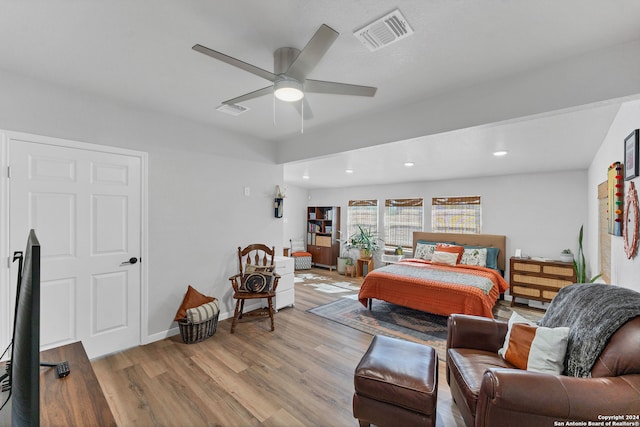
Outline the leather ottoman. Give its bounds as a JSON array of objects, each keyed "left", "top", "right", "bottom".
[{"left": 353, "top": 335, "right": 438, "bottom": 427}]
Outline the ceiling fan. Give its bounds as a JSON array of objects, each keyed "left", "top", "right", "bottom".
[{"left": 192, "top": 24, "right": 377, "bottom": 120}]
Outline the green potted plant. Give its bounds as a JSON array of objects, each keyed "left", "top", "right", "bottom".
[
  {"left": 573, "top": 225, "right": 602, "bottom": 283},
  {"left": 349, "top": 225, "right": 382, "bottom": 259}
]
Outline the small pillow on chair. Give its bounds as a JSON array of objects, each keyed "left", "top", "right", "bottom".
[
  {"left": 174, "top": 285, "right": 215, "bottom": 321},
  {"left": 498, "top": 312, "right": 569, "bottom": 374},
  {"left": 240, "top": 265, "right": 275, "bottom": 293}
]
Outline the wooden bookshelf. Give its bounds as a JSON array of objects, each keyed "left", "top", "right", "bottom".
[{"left": 306, "top": 206, "right": 340, "bottom": 270}]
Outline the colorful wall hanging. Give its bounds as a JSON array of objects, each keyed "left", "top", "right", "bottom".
[
  {"left": 623, "top": 181, "right": 639, "bottom": 259},
  {"left": 607, "top": 162, "right": 624, "bottom": 236}
]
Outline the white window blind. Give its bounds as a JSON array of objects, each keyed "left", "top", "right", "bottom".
[
  {"left": 431, "top": 196, "right": 481, "bottom": 234},
  {"left": 384, "top": 198, "right": 423, "bottom": 248},
  {"left": 347, "top": 200, "right": 378, "bottom": 241}
]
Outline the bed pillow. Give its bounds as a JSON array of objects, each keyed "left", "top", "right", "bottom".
[
  {"left": 417, "top": 240, "right": 455, "bottom": 246},
  {"left": 464, "top": 245, "right": 500, "bottom": 270},
  {"left": 460, "top": 247, "right": 487, "bottom": 267},
  {"left": 498, "top": 312, "right": 569, "bottom": 374},
  {"left": 435, "top": 243, "right": 464, "bottom": 264},
  {"left": 431, "top": 251, "right": 459, "bottom": 266},
  {"left": 415, "top": 242, "right": 437, "bottom": 260},
  {"left": 415, "top": 240, "right": 455, "bottom": 260}
]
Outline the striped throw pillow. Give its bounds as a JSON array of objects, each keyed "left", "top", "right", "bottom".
[
  {"left": 186, "top": 300, "right": 219, "bottom": 324},
  {"left": 498, "top": 312, "right": 569, "bottom": 374}
]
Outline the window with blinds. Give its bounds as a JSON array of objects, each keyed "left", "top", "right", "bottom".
[
  {"left": 431, "top": 196, "right": 481, "bottom": 234},
  {"left": 384, "top": 198, "right": 423, "bottom": 248},
  {"left": 347, "top": 200, "right": 378, "bottom": 241}
]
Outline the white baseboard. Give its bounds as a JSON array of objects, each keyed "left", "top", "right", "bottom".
[{"left": 142, "top": 306, "right": 251, "bottom": 345}]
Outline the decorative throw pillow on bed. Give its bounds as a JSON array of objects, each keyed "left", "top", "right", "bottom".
[
  {"left": 415, "top": 242, "right": 437, "bottom": 260},
  {"left": 431, "top": 251, "right": 459, "bottom": 266},
  {"left": 498, "top": 312, "right": 569, "bottom": 374},
  {"left": 464, "top": 245, "right": 500, "bottom": 270},
  {"left": 460, "top": 248, "right": 487, "bottom": 267},
  {"left": 435, "top": 243, "right": 464, "bottom": 263}
]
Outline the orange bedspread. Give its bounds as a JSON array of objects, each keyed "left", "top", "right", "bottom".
[{"left": 358, "top": 259, "right": 510, "bottom": 318}]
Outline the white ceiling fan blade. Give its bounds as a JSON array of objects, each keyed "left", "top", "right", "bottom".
[
  {"left": 292, "top": 98, "right": 314, "bottom": 120},
  {"left": 286, "top": 24, "right": 339, "bottom": 82},
  {"left": 192, "top": 44, "right": 277, "bottom": 82},
  {"left": 305, "top": 79, "right": 377, "bottom": 97},
  {"left": 223, "top": 86, "right": 274, "bottom": 105}
]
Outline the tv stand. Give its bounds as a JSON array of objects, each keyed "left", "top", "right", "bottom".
[
  {"left": 1, "top": 341, "right": 115, "bottom": 426},
  {"left": 40, "top": 341, "right": 115, "bottom": 425}
]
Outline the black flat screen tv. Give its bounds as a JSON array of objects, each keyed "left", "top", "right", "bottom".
[{"left": 5, "top": 230, "right": 40, "bottom": 427}]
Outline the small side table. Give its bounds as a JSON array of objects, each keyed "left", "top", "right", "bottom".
[{"left": 356, "top": 258, "right": 374, "bottom": 277}]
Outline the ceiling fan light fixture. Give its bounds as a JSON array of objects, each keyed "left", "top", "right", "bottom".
[{"left": 274, "top": 78, "right": 304, "bottom": 102}]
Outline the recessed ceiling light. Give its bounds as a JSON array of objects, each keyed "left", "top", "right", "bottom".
[
  {"left": 404, "top": 162, "right": 415, "bottom": 167},
  {"left": 493, "top": 150, "right": 508, "bottom": 157},
  {"left": 302, "top": 174, "right": 310, "bottom": 180},
  {"left": 345, "top": 169, "right": 354, "bottom": 174}
]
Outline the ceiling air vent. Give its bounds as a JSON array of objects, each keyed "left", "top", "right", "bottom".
[
  {"left": 354, "top": 9, "right": 414, "bottom": 52},
  {"left": 216, "top": 103, "right": 249, "bottom": 116}
]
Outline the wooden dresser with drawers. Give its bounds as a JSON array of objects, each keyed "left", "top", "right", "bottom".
[{"left": 509, "top": 257, "right": 577, "bottom": 306}]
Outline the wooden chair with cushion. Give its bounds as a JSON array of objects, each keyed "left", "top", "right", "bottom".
[{"left": 228, "top": 244, "right": 280, "bottom": 333}]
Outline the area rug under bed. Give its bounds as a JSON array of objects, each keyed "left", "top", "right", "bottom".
[{"left": 308, "top": 297, "right": 449, "bottom": 353}]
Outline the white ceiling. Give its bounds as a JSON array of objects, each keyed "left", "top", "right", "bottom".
[{"left": 1, "top": 1, "right": 639, "bottom": 189}]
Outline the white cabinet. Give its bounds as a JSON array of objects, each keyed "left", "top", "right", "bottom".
[{"left": 273, "top": 256, "right": 295, "bottom": 310}]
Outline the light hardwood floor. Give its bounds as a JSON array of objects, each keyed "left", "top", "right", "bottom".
[{"left": 92, "top": 268, "right": 466, "bottom": 427}]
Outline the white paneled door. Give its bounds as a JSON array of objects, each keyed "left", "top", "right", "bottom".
[{"left": 9, "top": 136, "right": 142, "bottom": 359}]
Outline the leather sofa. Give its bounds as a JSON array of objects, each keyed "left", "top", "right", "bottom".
[{"left": 446, "top": 313, "right": 640, "bottom": 427}]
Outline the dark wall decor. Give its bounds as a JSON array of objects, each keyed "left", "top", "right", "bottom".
[{"left": 624, "top": 129, "right": 640, "bottom": 180}]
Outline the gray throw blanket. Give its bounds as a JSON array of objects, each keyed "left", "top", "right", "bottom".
[{"left": 539, "top": 283, "right": 640, "bottom": 377}]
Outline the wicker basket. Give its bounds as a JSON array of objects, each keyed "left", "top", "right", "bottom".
[{"left": 178, "top": 312, "right": 219, "bottom": 344}]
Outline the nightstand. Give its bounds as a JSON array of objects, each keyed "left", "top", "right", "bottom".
[{"left": 356, "top": 258, "right": 374, "bottom": 277}]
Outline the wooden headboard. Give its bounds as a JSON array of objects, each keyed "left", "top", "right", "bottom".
[{"left": 412, "top": 232, "right": 507, "bottom": 271}]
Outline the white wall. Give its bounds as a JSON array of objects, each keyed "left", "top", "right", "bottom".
[
  {"left": 281, "top": 184, "right": 309, "bottom": 249},
  {"left": 587, "top": 99, "right": 640, "bottom": 293},
  {"left": 307, "top": 170, "right": 588, "bottom": 273},
  {"left": 0, "top": 69, "right": 285, "bottom": 343}
]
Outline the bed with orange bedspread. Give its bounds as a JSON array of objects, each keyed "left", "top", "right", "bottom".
[{"left": 358, "top": 232, "right": 509, "bottom": 318}]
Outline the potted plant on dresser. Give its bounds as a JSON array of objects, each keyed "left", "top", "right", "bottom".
[{"left": 559, "top": 249, "right": 574, "bottom": 263}]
